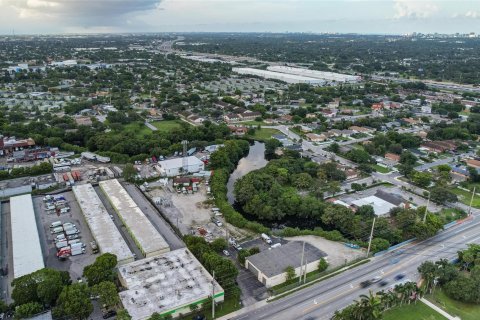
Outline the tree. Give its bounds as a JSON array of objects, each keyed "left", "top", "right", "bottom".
[
  {"left": 210, "top": 238, "right": 228, "bottom": 252},
  {"left": 418, "top": 261, "right": 437, "bottom": 293},
  {"left": 265, "top": 138, "right": 282, "bottom": 158},
  {"left": 326, "top": 181, "right": 341, "bottom": 196},
  {"left": 370, "top": 238, "right": 390, "bottom": 253},
  {"left": 411, "top": 171, "right": 433, "bottom": 188},
  {"left": 209, "top": 147, "right": 232, "bottom": 171},
  {"left": 54, "top": 283, "right": 93, "bottom": 320},
  {"left": 318, "top": 258, "right": 329, "bottom": 272},
  {"left": 14, "top": 302, "right": 43, "bottom": 319},
  {"left": 123, "top": 163, "right": 137, "bottom": 182},
  {"left": 285, "top": 266, "right": 296, "bottom": 282},
  {"left": 92, "top": 281, "right": 119, "bottom": 309},
  {"left": 292, "top": 173, "right": 313, "bottom": 190},
  {"left": 430, "top": 187, "right": 458, "bottom": 204},
  {"left": 83, "top": 253, "right": 117, "bottom": 286},
  {"left": 116, "top": 309, "right": 132, "bottom": 320},
  {"left": 357, "top": 205, "right": 375, "bottom": 219}
]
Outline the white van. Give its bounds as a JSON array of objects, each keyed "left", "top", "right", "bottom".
[{"left": 50, "top": 221, "right": 62, "bottom": 228}]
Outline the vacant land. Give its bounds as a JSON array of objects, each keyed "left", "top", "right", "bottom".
[
  {"left": 450, "top": 187, "right": 480, "bottom": 208},
  {"left": 384, "top": 301, "right": 446, "bottom": 320},
  {"left": 151, "top": 120, "right": 185, "bottom": 132},
  {"left": 124, "top": 122, "right": 153, "bottom": 137},
  {"left": 427, "top": 289, "right": 480, "bottom": 320},
  {"left": 371, "top": 164, "right": 392, "bottom": 173},
  {"left": 249, "top": 128, "right": 280, "bottom": 141}
]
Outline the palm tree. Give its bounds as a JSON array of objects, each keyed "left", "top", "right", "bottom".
[{"left": 356, "top": 291, "right": 383, "bottom": 320}]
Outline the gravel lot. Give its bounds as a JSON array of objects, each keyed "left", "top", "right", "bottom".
[{"left": 284, "top": 235, "right": 365, "bottom": 269}]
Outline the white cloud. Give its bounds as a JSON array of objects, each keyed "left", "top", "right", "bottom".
[
  {"left": 465, "top": 10, "right": 480, "bottom": 19},
  {"left": 393, "top": 0, "right": 439, "bottom": 19},
  {"left": 6, "top": 0, "right": 163, "bottom": 25}
]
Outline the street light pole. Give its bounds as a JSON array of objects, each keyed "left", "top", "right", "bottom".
[
  {"left": 423, "top": 190, "right": 431, "bottom": 223},
  {"left": 468, "top": 186, "right": 476, "bottom": 216},
  {"left": 366, "top": 217, "right": 376, "bottom": 257}
]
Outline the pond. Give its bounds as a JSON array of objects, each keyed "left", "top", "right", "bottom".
[{"left": 226, "top": 141, "right": 268, "bottom": 204}]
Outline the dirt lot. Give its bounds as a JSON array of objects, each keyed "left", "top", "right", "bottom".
[
  {"left": 33, "top": 191, "right": 97, "bottom": 281},
  {"left": 147, "top": 182, "right": 252, "bottom": 241},
  {"left": 285, "top": 235, "right": 365, "bottom": 269}
]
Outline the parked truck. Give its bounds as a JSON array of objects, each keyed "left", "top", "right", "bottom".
[
  {"left": 70, "top": 243, "right": 85, "bottom": 256},
  {"left": 261, "top": 233, "right": 272, "bottom": 244},
  {"left": 51, "top": 226, "right": 64, "bottom": 234}
]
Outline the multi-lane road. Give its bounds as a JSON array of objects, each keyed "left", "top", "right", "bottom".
[{"left": 228, "top": 212, "right": 480, "bottom": 320}]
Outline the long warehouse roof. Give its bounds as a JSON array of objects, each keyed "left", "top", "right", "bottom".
[
  {"left": 10, "top": 194, "right": 44, "bottom": 278},
  {"left": 99, "top": 179, "right": 170, "bottom": 256},
  {"left": 232, "top": 67, "right": 324, "bottom": 84},
  {"left": 267, "top": 66, "right": 361, "bottom": 82},
  {"left": 72, "top": 184, "right": 134, "bottom": 264}
]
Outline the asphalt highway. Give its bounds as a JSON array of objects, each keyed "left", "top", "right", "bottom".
[{"left": 229, "top": 213, "right": 480, "bottom": 320}]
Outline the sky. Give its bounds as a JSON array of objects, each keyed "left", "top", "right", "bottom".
[{"left": 0, "top": 0, "right": 479, "bottom": 35}]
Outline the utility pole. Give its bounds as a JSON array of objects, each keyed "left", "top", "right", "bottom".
[
  {"left": 468, "top": 186, "right": 476, "bottom": 216},
  {"left": 211, "top": 270, "right": 215, "bottom": 319},
  {"left": 299, "top": 241, "right": 305, "bottom": 284},
  {"left": 366, "top": 217, "right": 376, "bottom": 257},
  {"left": 423, "top": 190, "right": 431, "bottom": 223},
  {"left": 303, "top": 257, "right": 308, "bottom": 284}
]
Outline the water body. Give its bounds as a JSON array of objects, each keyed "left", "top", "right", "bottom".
[{"left": 227, "top": 141, "right": 268, "bottom": 204}]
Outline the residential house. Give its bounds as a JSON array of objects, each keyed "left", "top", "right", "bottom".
[
  {"left": 229, "top": 126, "right": 248, "bottom": 136},
  {"left": 466, "top": 159, "right": 480, "bottom": 169},
  {"left": 239, "top": 111, "right": 262, "bottom": 121},
  {"left": 305, "top": 133, "right": 327, "bottom": 142},
  {"left": 272, "top": 134, "right": 293, "bottom": 147},
  {"left": 188, "top": 115, "right": 206, "bottom": 124},
  {"left": 300, "top": 125, "right": 313, "bottom": 133},
  {"left": 224, "top": 113, "right": 240, "bottom": 123},
  {"left": 421, "top": 141, "right": 457, "bottom": 153},
  {"left": 384, "top": 153, "right": 401, "bottom": 163},
  {"left": 349, "top": 126, "right": 375, "bottom": 134},
  {"left": 74, "top": 116, "right": 93, "bottom": 126}
]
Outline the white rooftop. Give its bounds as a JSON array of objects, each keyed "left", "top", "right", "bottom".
[
  {"left": 352, "top": 196, "right": 397, "bottom": 216},
  {"left": 10, "top": 194, "right": 44, "bottom": 278},
  {"left": 267, "top": 66, "right": 361, "bottom": 83},
  {"left": 232, "top": 67, "right": 325, "bottom": 84},
  {"left": 72, "top": 184, "right": 134, "bottom": 264},
  {"left": 157, "top": 156, "right": 204, "bottom": 170},
  {"left": 99, "top": 179, "right": 170, "bottom": 257},
  {"left": 118, "top": 249, "right": 223, "bottom": 320}
]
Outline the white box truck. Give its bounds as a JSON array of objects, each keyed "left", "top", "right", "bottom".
[
  {"left": 261, "top": 233, "right": 272, "bottom": 244},
  {"left": 50, "top": 221, "right": 62, "bottom": 228},
  {"left": 71, "top": 243, "right": 85, "bottom": 256},
  {"left": 51, "top": 226, "right": 64, "bottom": 234}
]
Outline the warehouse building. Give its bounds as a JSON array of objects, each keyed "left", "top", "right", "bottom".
[
  {"left": 99, "top": 179, "right": 170, "bottom": 257},
  {"left": 267, "top": 66, "right": 362, "bottom": 83},
  {"left": 232, "top": 67, "right": 325, "bottom": 85},
  {"left": 10, "top": 194, "right": 44, "bottom": 278},
  {"left": 245, "top": 242, "right": 326, "bottom": 288},
  {"left": 118, "top": 248, "right": 224, "bottom": 320},
  {"left": 156, "top": 156, "right": 205, "bottom": 177},
  {"left": 72, "top": 184, "right": 134, "bottom": 265}
]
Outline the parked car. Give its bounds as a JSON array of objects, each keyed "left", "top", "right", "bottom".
[{"left": 222, "top": 250, "right": 230, "bottom": 257}]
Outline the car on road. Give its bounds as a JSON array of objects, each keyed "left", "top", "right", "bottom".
[
  {"left": 233, "top": 244, "right": 243, "bottom": 251},
  {"left": 222, "top": 250, "right": 230, "bottom": 256},
  {"left": 379, "top": 280, "right": 389, "bottom": 287},
  {"left": 371, "top": 276, "right": 382, "bottom": 283},
  {"left": 394, "top": 274, "right": 405, "bottom": 281},
  {"left": 360, "top": 280, "right": 372, "bottom": 288}
]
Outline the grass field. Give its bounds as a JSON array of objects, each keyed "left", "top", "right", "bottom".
[
  {"left": 371, "top": 164, "right": 392, "bottom": 174},
  {"left": 450, "top": 187, "right": 480, "bottom": 208},
  {"left": 150, "top": 120, "right": 185, "bottom": 132},
  {"left": 182, "top": 296, "right": 240, "bottom": 320},
  {"left": 249, "top": 128, "right": 280, "bottom": 141},
  {"left": 427, "top": 289, "right": 480, "bottom": 320},
  {"left": 243, "top": 120, "right": 268, "bottom": 126},
  {"left": 384, "top": 301, "right": 447, "bottom": 320},
  {"left": 124, "top": 122, "right": 153, "bottom": 137}
]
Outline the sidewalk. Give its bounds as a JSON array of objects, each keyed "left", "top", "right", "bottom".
[{"left": 420, "top": 298, "right": 461, "bottom": 320}]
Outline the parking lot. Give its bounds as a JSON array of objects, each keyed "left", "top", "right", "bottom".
[{"left": 33, "top": 191, "right": 97, "bottom": 281}]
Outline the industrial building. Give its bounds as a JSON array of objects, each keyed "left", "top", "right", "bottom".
[
  {"left": 245, "top": 242, "right": 327, "bottom": 288},
  {"left": 156, "top": 156, "right": 205, "bottom": 177},
  {"left": 99, "top": 179, "right": 170, "bottom": 257},
  {"left": 72, "top": 184, "right": 134, "bottom": 265},
  {"left": 232, "top": 67, "right": 325, "bottom": 85},
  {"left": 351, "top": 190, "right": 408, "bottom": 216},
  {"left": 118, "top": 248, "right": 224, "bottom": 320},
  {"left": 267, "top": 66, "right": 362, "bottom": 83},
  {"left": 10, "top": 194, "right": 44, "bottom": 278}
]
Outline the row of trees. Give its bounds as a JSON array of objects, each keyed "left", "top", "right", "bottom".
[
  {"left": 10, "top": 253, "right": 131, "bottom": 320},
  {"left": 333, "top": 282, "right": 423, "bottom": 320},
  {"left": 419, "top": 244, "right": 480, "bottom": 303}
]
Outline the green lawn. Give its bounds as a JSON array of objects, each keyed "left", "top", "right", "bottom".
[
  {"left": 243, "top": 120, "right": 268, "bottom": 126},
  {"left": 123, "top": 122, "right": 153, "bottom": 137},
  {"left": 436, "top": 208, "right": 467, "bottom": 223},
  {"left": 371, "top": 164, "right": 392, "bottom": 174},
  {"left": 182, "top": 296, "right": 241, "bottom": 320},
  {"left": 384, "top": 301, "right": 447, "bottom": 320},
  {"left": 427, "top": 289, "right": 480, "bottom": 320},
  {"left": 450, "top": 187, "right": 480, "bottom": 208},
  {"left": 150, "top": 120, "right": 185, "bottom": 132},
  {"left": 249, "top": 128, "right": 281, "bottom": 141}
]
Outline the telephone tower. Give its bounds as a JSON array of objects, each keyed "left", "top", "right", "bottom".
[{"left": 182, "top": 140, "right": 188, "bottom": 174}]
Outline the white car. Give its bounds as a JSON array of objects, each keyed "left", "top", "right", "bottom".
[{"left": 223, "top": 250, "right": 230, "bottom": 256}]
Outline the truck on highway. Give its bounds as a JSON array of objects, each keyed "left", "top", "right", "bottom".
[{"left": 261, "top": 233, "right": 272, "bottom": 244}]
